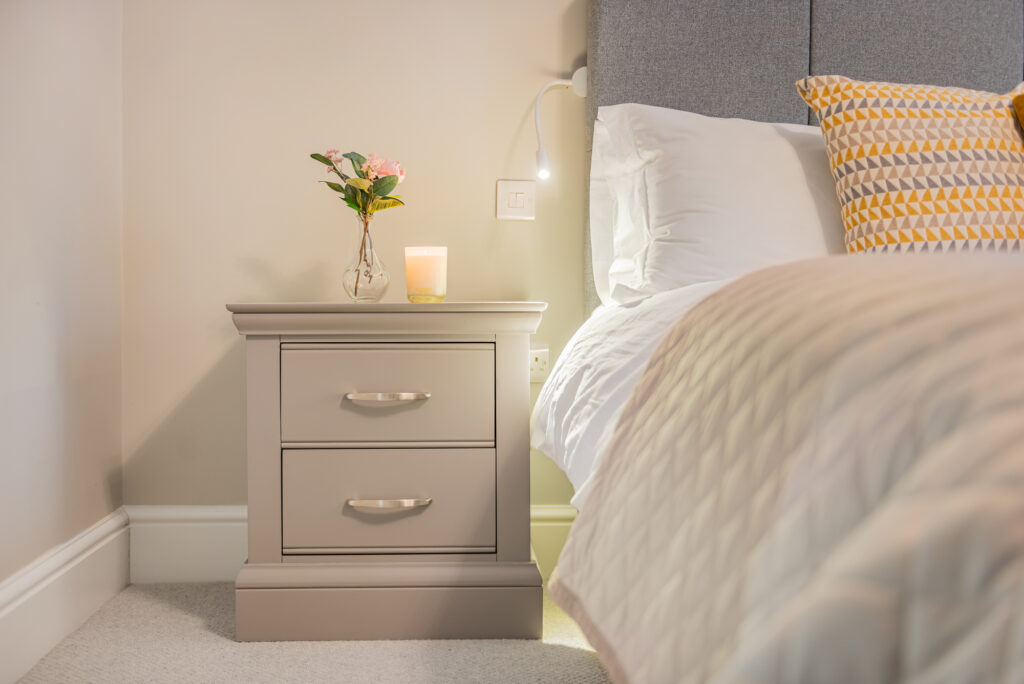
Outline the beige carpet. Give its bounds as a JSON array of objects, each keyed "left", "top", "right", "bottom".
[{"left": 20, "top": 583, "right": 608, "bottom": 683}]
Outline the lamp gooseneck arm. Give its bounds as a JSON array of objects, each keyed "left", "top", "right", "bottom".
[
  {"left": 533, "top": 68, "right": 586, "bottom": 179},
  {"left": 534, "top": 79, "right": 572, "bottom": 172}
]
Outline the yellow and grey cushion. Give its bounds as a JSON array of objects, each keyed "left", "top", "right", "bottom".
[{"left": 797, "top": 75, "right": 1024, "bottom": 254}]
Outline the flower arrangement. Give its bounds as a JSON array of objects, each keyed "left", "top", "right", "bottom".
[
  {"left": 311, "top": 150, "right": 406, "bottom": 216},
  {"left": 311, "top": 150, "right": 406, "bottom": 301}
]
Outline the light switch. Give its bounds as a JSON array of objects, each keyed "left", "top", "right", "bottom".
[{"left": 496, "top": 180, "right": 536, "bottom": 221}]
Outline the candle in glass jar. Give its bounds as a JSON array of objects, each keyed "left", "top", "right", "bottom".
[{"left": 404, "top": 246, "right": 447, "bottom": 303}]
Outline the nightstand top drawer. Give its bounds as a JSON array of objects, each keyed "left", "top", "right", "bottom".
[
  {"left": 282, "top": 449, "right": 495, "bottom": 553},
  {"left": 281, "top": 344, "right": 495, "bottom": 444}
]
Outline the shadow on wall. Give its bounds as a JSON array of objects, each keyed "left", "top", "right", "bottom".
[
  {"left": 123, "top": 258, "right": 340, "bottom": 505},
  {"left": 563, "top": 0, "right": 587, "bottom": 77},
  {"left": 238, "top": 258, "right": 335, "bottom": 302},
  {"left": 123, "top": 337, "right": 247, "bottom": 505}
]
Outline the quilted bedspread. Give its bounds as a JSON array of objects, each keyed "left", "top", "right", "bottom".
[{"left": 550, "top": 254, "right": 1024, "bottom": 684}]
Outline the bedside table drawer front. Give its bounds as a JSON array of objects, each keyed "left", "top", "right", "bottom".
[
  {"left": 282, "top": 449, "right": 496, "bottom": 552},
  {"left": 281, "top": 345, "right": 495, "bottom": 443}
]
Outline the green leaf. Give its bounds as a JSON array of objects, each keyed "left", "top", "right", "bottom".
[
  {"left": 380, "top": 195, "right": 405, "bottom": 205},
  {"left": 311, "top": 153, "right": 348, "bottom": 179},
  {"left": 372, "top": 175, "right": 399, "bottom": 197},
  {"left": 340, "top": 196, "right": 361, "bottom": 212},
  {"left": 346, "top": 177, "right": 372, "bottom": 192},
  {"left": 321, "top": 181, "right": 347, "bottom": 193},
  {"left": 344, "top": 185, "right": 365, "bottom": 212},
  {"left": 370, "top": 197, "right": 405, "bottom": 211},
  {"left": 343, "top": 152, "right": 367, "bottom": 177}
]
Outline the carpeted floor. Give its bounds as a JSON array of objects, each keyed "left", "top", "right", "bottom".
[{"left": 20, "top": 583, "right": 608, "bottom": 683}]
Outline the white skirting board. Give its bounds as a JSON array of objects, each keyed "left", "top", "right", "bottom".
[
  {"left": 0, "top": 509, "right": 130, "bottom": 684},
  {"left": 0, "top": 503, "right": 576, "bottom": 680},
  {"left": 125, "top": 504, "right": 577, "bottom": 585},
  {"left": 126, "top": 505, "right": 249, "bottom": 583},
  {"left": 529, "top": 505, "right": 578, "bottom": 584}
]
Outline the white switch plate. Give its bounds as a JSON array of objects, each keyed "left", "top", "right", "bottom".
[{"left": 496, "top": 180, "right": 536, "bottom": 221}]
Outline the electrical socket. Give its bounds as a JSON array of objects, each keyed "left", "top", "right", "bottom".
[{"left": 529, "top": 344, "right": 550, "bottom": 383}]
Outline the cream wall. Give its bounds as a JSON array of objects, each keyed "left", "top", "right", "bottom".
[
  {"left": 122, "top": 0, "right": 586, "bottom": 504},
  {"left": 0, "top": 0, "right": 123, "bottom": 579}
]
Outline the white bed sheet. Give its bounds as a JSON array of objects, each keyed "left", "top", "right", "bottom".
[{"left": 531, "top": 279, "right": 729, "bottom": 508}]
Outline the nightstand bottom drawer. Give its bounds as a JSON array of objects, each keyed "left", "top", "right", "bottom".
[{"left": 282, "top": 449, "right": 496, "bottom": 552}]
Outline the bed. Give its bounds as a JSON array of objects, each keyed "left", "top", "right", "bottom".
[{"left": 534, "top": 1, "right": 1024, "bottom": 682}]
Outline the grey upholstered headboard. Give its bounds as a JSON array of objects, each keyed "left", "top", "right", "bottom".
[{"left": 584, "top": 0, "right": 1024, "bottom": 312}]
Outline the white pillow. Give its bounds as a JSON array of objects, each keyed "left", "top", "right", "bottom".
[{"left": 590, "top": 103, "right": 845, "bottom": 304}]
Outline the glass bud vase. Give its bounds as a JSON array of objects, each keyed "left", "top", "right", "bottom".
[{"left": 342, "top": 215, "right": 389, "bottom": 303}]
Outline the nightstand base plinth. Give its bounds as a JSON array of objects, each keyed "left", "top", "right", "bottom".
[{"left": 235, "top": 560, "right": 543, "bottom": 641}]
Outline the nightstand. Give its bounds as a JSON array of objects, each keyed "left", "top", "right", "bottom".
[{"left": 227, "top": 302, "right": 546, "bottom": 641}]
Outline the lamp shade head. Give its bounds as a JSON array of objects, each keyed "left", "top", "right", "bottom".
[
  {"left": 536, "top": 148, "right": 551, "bottom": 179},
  {"left": 571, "top": 66, "right": 588, "bottom": 97}
]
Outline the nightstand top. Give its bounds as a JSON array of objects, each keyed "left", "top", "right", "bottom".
[
  {"left": 228, "top": 301, "right": 546, "bottom": 336},
  {"left": 226, "top": 301, "right": 547, "bottom": 314}
]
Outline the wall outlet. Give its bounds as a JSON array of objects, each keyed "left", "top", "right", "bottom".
[
  {"left": 496, "top": 180, "right": 536, "bottom": 221},
  {"left": 530, "top": 344, "right": 550, "bottom": 383}
]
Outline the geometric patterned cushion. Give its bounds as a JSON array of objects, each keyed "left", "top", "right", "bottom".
[{"left": 797, "top": 75, "right": 1024, "bottom": 254}]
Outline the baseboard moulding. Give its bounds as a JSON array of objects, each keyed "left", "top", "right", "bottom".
[
  {"left": 125, "top": 503, "right": 576, "bottom": 585},
  {"left": 529, "top": 504, "right": 578, "bottom": 584},
  {"left": 125, "top": 505, "right": 248, "bottom": 583},
  {"left": 0, "top": 502, "right": 577, "bottom": 677},
  {"left": 0, "top": 509, "right": 129, "bottom": 683}
]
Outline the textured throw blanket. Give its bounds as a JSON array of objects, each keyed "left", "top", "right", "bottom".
[{"left": 550, "top": 255, "right": 1024, "bottom": 684}]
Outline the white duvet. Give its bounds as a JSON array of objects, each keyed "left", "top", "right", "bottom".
[
  {"left": 550, "top": 254, "right": 1024, "bottom": 684},
  {"left": 532, "top": 280, "right": 729, "bottom": 507}
]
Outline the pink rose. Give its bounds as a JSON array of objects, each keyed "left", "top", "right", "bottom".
[{"left": 361, "top": 153, "right": 405, "bottom": 184}]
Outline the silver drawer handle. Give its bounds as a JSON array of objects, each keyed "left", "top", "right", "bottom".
[
  {"left": 346, "top": 498, "right": 433, "bottom": 510},
  {"left": 344, "top": 392, "right": 431, "bottom": 403}
]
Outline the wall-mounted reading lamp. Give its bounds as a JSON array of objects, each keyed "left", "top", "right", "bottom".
[{"left": 534, "top": 66, "right": 588, "bottom": 180}]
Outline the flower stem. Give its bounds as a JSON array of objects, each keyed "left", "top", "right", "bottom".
[{"left": 354, "top": 213, "right": 371, "bottom": 297}]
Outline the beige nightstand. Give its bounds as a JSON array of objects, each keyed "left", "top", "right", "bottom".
[{"left": 227, "top": 302, "right": 546, "bottom": 641}]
